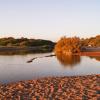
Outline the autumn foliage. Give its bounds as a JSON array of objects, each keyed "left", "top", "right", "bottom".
[
  {"left": 54, "top": 37, "right": 81, "bottom": 54},
  {"left": 81, "top": 35, "right": 100, "bottom": 47}
]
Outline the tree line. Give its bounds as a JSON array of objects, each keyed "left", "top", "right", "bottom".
[
  {"left": 0, "top": 37, "right": 55, "bottom": 47},
  {"left": 55, "top": 35, "right": 100, "bottom": 54},
  {"left": 81, "top": 35, "right": 100, "bottom": 47}
]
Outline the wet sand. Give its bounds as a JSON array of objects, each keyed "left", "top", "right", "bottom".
[{"left": 0, "top": 74, "right": 100, "bottom": 100}]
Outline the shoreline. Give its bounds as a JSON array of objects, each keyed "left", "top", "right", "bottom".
[
  {"left": 0, "top": 74, "right": 99, "bottom": 99},
  {"left": 75, "top": 52, "right": 100, "bottom": 56},
  {"left": 0, "top": 46, "right": 54, "bottom": 55},
  {"left": 80, "top": 52, "right": 100, "bottom": 56}
]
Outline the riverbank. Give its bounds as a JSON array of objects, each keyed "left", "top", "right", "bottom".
[
  {"left": 0, "top": 74, "right": 99, "bottom": 99},
  {"left": 80, "top": 52, "right": 100, "bottom": 56},
  {"left": 0, "top": 46, "right": 54, "bottom": 55},
  {"left": 79, "top": 52, "right": 100, "bottom": 56}
]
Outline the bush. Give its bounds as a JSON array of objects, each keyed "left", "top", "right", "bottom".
[{"left": 55, "top": 36, "right": 81, "bottom": 54}]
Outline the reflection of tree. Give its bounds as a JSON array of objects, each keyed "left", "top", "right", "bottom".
[
  {"left": 89, "top": 56, "right": 100, "bottom": 62},
  {"left": 56, "top": 52, "right": 81, "bottom": 67}
]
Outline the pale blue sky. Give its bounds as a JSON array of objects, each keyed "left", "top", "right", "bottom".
[{"left": 0, "top": 0, "right": 100, "bottom": 41}]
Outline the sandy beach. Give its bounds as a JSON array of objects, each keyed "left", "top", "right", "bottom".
[{"left": 0, "top": 74, "right": 99, "bottom": 100}]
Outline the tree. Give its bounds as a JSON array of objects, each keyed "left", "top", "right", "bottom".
[{"left": 54, "top": 36, "right": 81, "bottom": 54}]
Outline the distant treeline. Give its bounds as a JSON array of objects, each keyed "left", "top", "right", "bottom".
[
  {"left": 55, "top": 35, "right": 100, "bottom": 54},
  {"left": 0, "top": 37, "right": 55, "bottom": 47},
  {"left": 81, "top": 35, "right": 100, "bottom": 47}
]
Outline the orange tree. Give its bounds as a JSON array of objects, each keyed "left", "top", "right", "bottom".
[{"left": 54, "top": 36, "right": 81, "bottom": 54}]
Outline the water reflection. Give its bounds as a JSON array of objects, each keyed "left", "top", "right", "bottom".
[
  {"left": 89, "top": 56, "right": 100, "bottom": 62},
  {"left": 55, "top": 53, "right": 81, "bottom": 67},
  {"left": 0, "top": 51, "right": 29, "bottom": 55},
  {"left": 0, "top": 53, "right": 100, "bottom": 83}
]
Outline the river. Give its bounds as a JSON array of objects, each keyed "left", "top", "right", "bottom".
[{"left": 0, "top": 53, "right": 100, "bottom": 83}]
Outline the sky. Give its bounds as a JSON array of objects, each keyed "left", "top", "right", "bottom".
[{"left": 0, "top": 0, "right": 100, "bottom": 41}]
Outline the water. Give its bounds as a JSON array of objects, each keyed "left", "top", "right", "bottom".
[{"left": 0, "top": 53, "right": 100, "bottom": 83}]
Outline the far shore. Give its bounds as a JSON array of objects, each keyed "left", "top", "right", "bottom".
[
  {"left": 80, "top": 52, "right": 100, "bottom": 56},
  {"left": 74, "top": 52, "right": 100, "bottom": 56},
  {"left": 0, "top": 74, "right": 99, "bottom": 99},
  {"left": 0, "top": 46, "right": 100, "bottom": 56},
  {"left": 0, "top": 46, "right": 54, "bottom": 55}
]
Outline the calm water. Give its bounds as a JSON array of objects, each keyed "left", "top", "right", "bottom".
[{"left": 0, "top": 53, "right": 100, "bottom": 83}]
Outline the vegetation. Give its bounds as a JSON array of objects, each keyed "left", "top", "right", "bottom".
[
  {"left": 55, "top": 35, "right": 100, "bottom": 54},
  {"left": 81, "top": 35, "right": 100, "bottom": 47},
  {"left": 0, "top": 37, "right": 55, "bottom": 54},
  {"left": 0, "top": 35, "right": 99, "bottom": 54},
  {"left": 55, "top": 36, "right": 81, "bottom": 54},
  {"left": 0, "top": 37, "right": 55, "bottom": 47}
]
